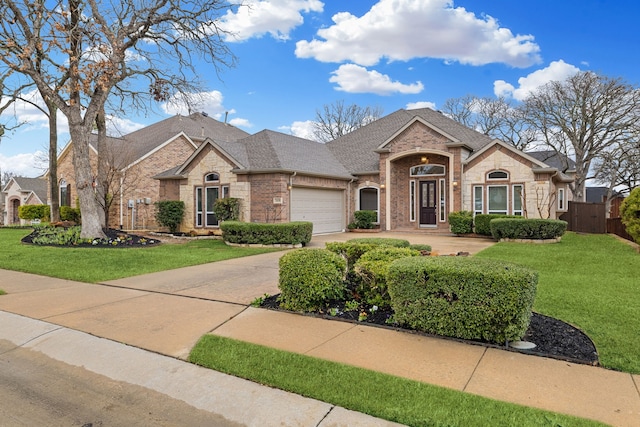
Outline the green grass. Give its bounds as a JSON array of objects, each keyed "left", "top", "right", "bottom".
[
  {"left": 476, "top": 232, "right": 640, "bottom": 373},
  {"left": 190, "top": 335, "right": 606, "bottom": 427},
  {"left": 0, "top": 228, "right": 279, "bottom": 282}
]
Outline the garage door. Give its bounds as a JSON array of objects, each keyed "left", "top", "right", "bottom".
[{"left": 290, "top": 187, "right": 344, "bottom": 234}]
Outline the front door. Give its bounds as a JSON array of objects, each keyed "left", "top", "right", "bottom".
[{"left": 419, "top": 180, "right": 437, "bottom": 226}]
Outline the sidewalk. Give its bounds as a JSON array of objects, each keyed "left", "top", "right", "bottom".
[{"left": 1, "top": 233, "right": 639, "bottom": 426}]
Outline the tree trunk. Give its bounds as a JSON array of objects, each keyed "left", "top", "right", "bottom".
[
  {"left": 96, "top": 108, "right": 108, "bottom": 229},
  {"left": 70, "top": 126, "right": 106, "bottom": 239},
  {"left": 48, "top": 102, "right": 60, "bottom": 223}
]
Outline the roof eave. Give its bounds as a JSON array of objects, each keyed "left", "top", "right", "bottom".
[{"left": 231, "top": 168, "right": 355, "bottom": 181}]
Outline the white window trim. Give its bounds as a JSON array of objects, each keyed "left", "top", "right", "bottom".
[
  {"left": 410, "top": 164, "right": 445, "bottom": 177},
  {"left": 512, "top": 184, "right": 523, "bottom": 216},
  {"left": 487, "top": 170, "right": 509, "bottom": 181},
  {"left": 487, "top": 185, "right": 509, "bottom": 215},
  {"left": 558, "top": 187, "right": 566, "bottom": 211},
  {"left": 195, "top": 186, "right": 203, "bottom": 227},
  {"left": 473, "top": 185, "right": 483, "bottom": 216},
  {"left": 439, "top": 178, "right": 446, "bottom": 222},
  {"left": 357, "top": 186, "right": 380, "bottom": 223}
]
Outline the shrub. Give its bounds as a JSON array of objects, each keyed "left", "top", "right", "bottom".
[
  {"left": 620, "top": 187, "right": 640, "bottom": 244},
  {"left": 326, "top": 237, "right": 411, "bottom": 271},
  {"left": 349, "top": 210, "right": 377, "bottom": 229},
  {"left": 448, "top": 211, "right": 473, "bottom": 234},
  {"left": 18, "top": 204, "right": 50, "bottom": 221},
  {"left": 278, "top": 249, "right": 347, "bottom": 312},
  {"left": 214, "top": 198, "right": 241, "bottom": 222},
  {"left": 154, "top": 200, "right": 185, "bottom": 233},
  {"left": 30, "top": 224, "right": 85, "bottom": 245},
  {"left": 388, "top": 257, "right": 538, "bottom": 343},
  {"left": 221, "top": 221, "right": 313, "bottom": 246},
  {"left": 60, "top": 206, "right": 81, "bottom": 223},
  {"left": 474, "top": 214, "right": 521, "bottom": 236},
  {"left": 354, "top": 247, "right": 420, "bottom": 308},
  {"left": 490, "top": 218, "right": 567, "bottom": 240},
  {"left": 409, "top": 243, "right": 432, "bottom": 252}
]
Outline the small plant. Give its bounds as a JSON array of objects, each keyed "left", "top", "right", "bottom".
[
  {"left": 344, "top": 300, "right": 360, "bottom": 311},
  {"left": 449, "top": 211, "right": 473, "bottom": 234},
  {"left": 154, "top": 200, "right": 185, "bottom": 234},
  {"left": 327, "top": 307, "right": 341, "bottom": 316},
  {"left": 358, "top": 311, "right": 368, "bottom": 322},
  {"left": 349, "top": 210, "right": 377, "bottom": 229},
  {"left": 214, "top": 198, "right": 241, "bottom": 222},
  {"left": 251, "top": 294, "right": 270, "bottom": 307}
]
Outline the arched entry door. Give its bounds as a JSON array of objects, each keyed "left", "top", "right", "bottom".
[{"left": 11, "top": 199, "right": 20, "bottom": 224}]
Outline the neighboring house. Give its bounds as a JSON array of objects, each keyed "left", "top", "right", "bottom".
[
  {"left": 54, "top": 107, "right": 575, "bottom": 234},
  {"left": 2, "top": 176, "right": 48, "bottom": 225},
  {"left": 586, "top": 187, "right": 625, "bottom": 218}
]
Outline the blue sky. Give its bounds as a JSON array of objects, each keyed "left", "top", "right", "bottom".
[{"left": 1, "top": 0, "right": 639, "bottom": 177}]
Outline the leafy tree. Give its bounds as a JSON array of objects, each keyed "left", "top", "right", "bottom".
[
  {"left": 620, "top": 187, "right": 640, "bottom": 244},
  {"left": 314, "top": 100, "right": 382, "bottom": 142},
  {"left": 521, "top": 71, "right": 640, "bottom": 201},
  {"left": 0, "top": 0, "right": 235, "bottom": 238}
]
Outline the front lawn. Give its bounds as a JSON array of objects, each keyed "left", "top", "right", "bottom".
[
  {"left": 476, "top": 232, "right": 640, "bottom": 374},
  {"left": 0, "top": 228, "right": 279, "bottom": 282}
]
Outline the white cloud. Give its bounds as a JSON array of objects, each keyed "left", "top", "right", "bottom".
[
  {"left": 228, "top": 117, "right": 253, "bottom": 128},
  {"left": 494, "top": 60, "right": 581, "bottom": 101},
  {"left": 330, "top": 64, "right": 424, "bottom": 95},
  {"left": 160, "top": 90, "right": 226, "bottom": 116},
  {"left": 220, "top": 0, "right": 323, "bottom": 42},
  {"left": 295, "top": 0, "right": 541, "bottom": 67},
  {"left": 406, "top": 101, "right": 437, "bottom": 110},
  {"left": 0, "top": 151, "right": 47, "bottom": 177},
  {"left": 279, "top": 120, "right": 316, "bottom": 140},
  {"left": 106, "top": 115, "right": 146, "bottom": 137}
]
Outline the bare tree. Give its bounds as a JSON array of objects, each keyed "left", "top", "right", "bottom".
[
  {"left": 441, "top": 95, "right": 536, "bottom": 150},
  {"left": 0, "top": 0, "right": 235, "bottom": 238},
  {"left": 521, "top": 72, "right": 640, "bottom": 201},
  {"left": 314, "top": 100, "right": 383, "bottom": 142}
]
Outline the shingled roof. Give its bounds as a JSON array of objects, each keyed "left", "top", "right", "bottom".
[
  {"left": 233, "top": 130, "right": 353, "bottom": 179},
  {"left": 526, "top": 150, "right": 576, "bottom": 172},
  {"left": 12, "top": 177, "right": 48, "bottom": 203},
  {"left": 326, "top": 108, "right": 494, "bottom": 174}
]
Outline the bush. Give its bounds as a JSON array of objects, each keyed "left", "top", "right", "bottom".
[
  {"left": 388, "top": 257, "right": 538, "bottom": 343},
  {"left": 154, "top": 200, "right": 185, "bottom": 233},
  {"left": 214, "top": 198, "right": 241, "bottom": 222},
  {"left": 620, "top": 187, "right": 640, "bottom": 244},
  {"left": 221, "top": 221, "right": 313, "bottom": 246},
  {"left": 18, "top": 204, "right": 49, "bottom": 221},
  {"left": 278, "top": 249, "right": 347, "bottom": 312},
  {"left": 354, "top": 247, "right": 421, "bottom": 308},
  {"left": 349, "top": 210, "right": 377, "bottom": 229},
  {"left": 326, "top": 237, "right": 411, "bottom": 271},
  {"left": 474, "top": 214, "right": 521, "bottom": 236},
  {"left": 490, "top": 218, "right": 567, "bottom": 240},
  {"left": 409, "top": 243, "right": 432, "bottom": 252},
  {"left": 60, "top": 206, "right": 81, "bottom": 223},
  {"left": 448, "top": 211, "right": 473, "bottom": 234},
  {"left": 30, "top": 224, "right": 85, "bottom": 245}
]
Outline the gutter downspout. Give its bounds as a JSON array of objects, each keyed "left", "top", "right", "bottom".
[
  {"left": 347, "top": 178, "right": 355, "bottom": 231},
  {"left": 288, "top": 171, "right": 296, "bottom": 222}
]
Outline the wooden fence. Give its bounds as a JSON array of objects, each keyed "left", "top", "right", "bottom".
[
  {"left": 607, "top": 217, "right": 634, "bottom": 241},
  {"left": 559, "top": 201, "right": 606, "bottom": 234}
]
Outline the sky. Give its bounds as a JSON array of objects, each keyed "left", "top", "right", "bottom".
[{"left": 1, "top": 0, "right": 639, "bottom": 178}]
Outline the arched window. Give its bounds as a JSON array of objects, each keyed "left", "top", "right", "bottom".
[
  {"left": 205, "top": 172, "right": 220, "bottom": 182},
  {"left": 410, "top": 164, "right": 445, "bottom": 177},
  {"left": 487, "top": 170, "right": 509, "bottom": 180}
]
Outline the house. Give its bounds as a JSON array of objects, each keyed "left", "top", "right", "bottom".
[
  {"left": 2, "top": 176, "right": 48, "bottom": 225},
  {"left": 586, "top": 187, "right": 625, "bottom": 218},
  {"left": 53, "top": 108, "right": 574, "bottom": 234}
]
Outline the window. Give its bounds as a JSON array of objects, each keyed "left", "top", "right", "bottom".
[
  {"left": 205, "top": 187, "right": 219, "bottom": 226},
  {"left": 410, "top": 164, "right": 445, "bottom": 177},
  {"left": 487, "top": 170, "right": 509, "bottom": 180},
  {"left": 59, "top": 179, "right": 70, "bottom": 207},
  {"left": 488, "top": 185, "right": 508, "bottom": 214},
  {"left": 473, "top": 186, "right": 483, "bottom": 216},
  {"left": 513, "top": 185, "right": 523, "bottom": 216},
  {"left": 439, "top": 179, "right": 446, "bottom": 222},
  {"left": 409, "top": 180, "right": 416, "bottom": 222},
  {"left": 195, "top": 187, "right": 203, "bottom": 226},
  {"left": 359, "top": 187, "right": 379, "bottom": 222},
  {"left": 558, "top": 188, "right": 566, "bottom": 211},
  {"left": 222, "top": 185, "right": 230, "bottom": 199},
  {"left": 205, "top": 173, "right": 220, "bottom": 182}
]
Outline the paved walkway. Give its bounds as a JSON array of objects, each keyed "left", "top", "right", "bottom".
[{"left": 1, "top": 232, "right": 639, "bottom": 426}]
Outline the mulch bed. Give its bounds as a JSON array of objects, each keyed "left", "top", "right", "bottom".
[
  {"left": 260, "top": 295, "right": 599, "bottom": 366},
  {"left": 22, "top": 228, "right": 162, "bottom": 248}
]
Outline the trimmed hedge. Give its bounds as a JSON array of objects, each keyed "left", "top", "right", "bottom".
[
  {"left": 388, "top": 257, "right": 538, "bottom": 343},
  {"left": 221, "top": 221, "right": 313, "bottom": 246},
  {"left": 18, "top": 204, "right": 49, "bottom": 221},
  {"left": 448, "top": 211, "right": 473, "bottom": 234},
  {"left": 326, "top": 237, "right": 411, "bottom": 270},
  {"left": 278, "top": 249, "right": 346, "bottom": 312},
  {"left": 474, "top": 214, "right": 522, "bottom": 236},
  {"left": 354, "top": 247, "right": 421, "bottom": 308},
  {"left": 490, "top": 218, "right": 567, "bottom": 240},
  {"left": 349, "top": 210, "right": 377, "bottom": 229},
  {"left": 60, "top": 206, "right": 81, "bottom": 223}
]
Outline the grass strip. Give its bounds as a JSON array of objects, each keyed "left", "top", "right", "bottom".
[
  {"left": 189, "top": 335, "right": 605, "bottom": 427},
  {"left": 0, "top": 228, "right": 279, "bottom": 282},
  {"left": 476, "top": 232, "right": 640, "bottom": 374}
]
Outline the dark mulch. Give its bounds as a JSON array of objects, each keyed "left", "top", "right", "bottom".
[
  {"left": 260, "top": 294, "right": 599, "bottom": 366},
  {"left": 22, "top": 228, "right": 162, "bottom": 248}
]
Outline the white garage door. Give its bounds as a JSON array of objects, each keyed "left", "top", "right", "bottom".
[{"left": 290, "top": 187, "right": 344, "bottom": 234}]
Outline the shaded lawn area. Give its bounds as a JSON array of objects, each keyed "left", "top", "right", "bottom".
[
  {"left": 0, "top": 228, "right": 280, "bottom": 283},
  {"left": 476, "top": 232, "right": 640, "bottom": 374},
  {"left": 190, "top": 335, "right": 606, "bottom": 427}
]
